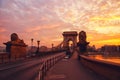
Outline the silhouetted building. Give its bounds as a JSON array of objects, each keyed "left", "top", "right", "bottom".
[
  {"left": 100, "top": 45, "right": 120, "bottom": 56},
  {"left": 39, "top": 46, "right": 48, "bottom": 52},
  {"left": 87, "top": 45, "right": 96, "bottom": 52},
  {"left": 101, "top": 45, "right": 120, "bottom": 52}
]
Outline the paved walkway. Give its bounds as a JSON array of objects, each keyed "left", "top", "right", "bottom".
[{"left": 45, "top": 52, "right": 107, "bottom": 80}]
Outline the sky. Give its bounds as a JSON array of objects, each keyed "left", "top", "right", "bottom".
[{"left": 0, "top": 0, "right": 120, "bottom": 48}]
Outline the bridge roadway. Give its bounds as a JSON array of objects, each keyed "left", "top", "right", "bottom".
[
  {"left": 45, "top": 52, "right": 107, "bottom": 80},
  {"left": 0, "top": 54, "right": 58, "bottom": 80}
]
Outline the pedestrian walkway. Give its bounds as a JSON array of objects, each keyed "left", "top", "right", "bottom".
[{"left": 45, "top": 51, "right": 106, "bottom": 80}]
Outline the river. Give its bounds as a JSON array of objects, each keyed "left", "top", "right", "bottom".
[{"left": 87, "top": 54, "right": 120, "bottom": 64}]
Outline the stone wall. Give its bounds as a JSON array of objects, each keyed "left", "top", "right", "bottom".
[
  {"left": 3, "top": 33, "right": 27, "bottom": 58},
  {"left": 80, "top": 55, "right": 120, "bottom": 80},
  {"left": 11, "top": 45, "right": 27, "bottom": 58}
]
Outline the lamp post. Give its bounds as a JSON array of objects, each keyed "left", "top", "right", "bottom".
[
  {"left": 52, "top": 43, "right": 54, "bottom": 51},
  {"left": 36, "top": 40, "right": 40, "bottom": 54},
  {"left": 31, "top": 38, "right": 34, "bottom": 49},
  {"left": 30, "top": 38, "right": 34, "bottom": 56},
  {"left": 37, "top": 40, "right": 40, "bottom": 48}
]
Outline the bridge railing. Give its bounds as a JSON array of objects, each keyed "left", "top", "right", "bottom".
[
  {"left": 80, "top": 55, "right": 120, "bottom": 80},
  {"left": 0, "top": 52, "right": 27, "bottom": 64},
  {"left": 0, "top": 53, "right": 9, "bottom": 63},
  {"left": 35, "top": 52, "right": 65, "bottom": 80},
  {"left": 0, "top": 49, "right": 66, "bottom": 64}
]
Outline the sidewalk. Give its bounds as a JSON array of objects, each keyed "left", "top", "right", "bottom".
[{"left": 45, "top": 52, "right": 106, "bottom": 80}]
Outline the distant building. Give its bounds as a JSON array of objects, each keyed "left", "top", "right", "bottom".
[
  {"left": 27, "top": 46, "right": 37, "bottom": 54},
  {"left": 101, "top": 45, "right": 120, "bottom": 52},
  {"left": 118, "top": 45, "right": 120, "bottom": 52},
  {"left": 39, "top": 46, "right": 48, "bottom": 52},
  {"left": 87, "top": 45, "right": 96, "bottom": 52},
  {"left": 100, "top": 45, "right": 120, "bottom": 56},
  {"left": 0, "top": 46, "right": 5, "bottom": 52}
]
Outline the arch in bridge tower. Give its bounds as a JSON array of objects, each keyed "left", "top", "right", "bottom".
[{"left": 62, "top": 31, "right": 78, "bottom": 49}]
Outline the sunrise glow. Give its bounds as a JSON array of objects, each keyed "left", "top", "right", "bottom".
[{"left": 0, "top": 0, "right": 120, "bottom": 48}]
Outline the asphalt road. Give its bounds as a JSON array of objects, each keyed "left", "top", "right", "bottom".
[
  {"left": 45, "top": 52, "right": 107, "bottom": 80},
  {"left": 0, "top": 57, "right": 43, "bottom": 80}
]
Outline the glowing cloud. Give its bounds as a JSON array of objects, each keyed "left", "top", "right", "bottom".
[{"left": 0, "top": 0, "right": 120, "bottom": 48}]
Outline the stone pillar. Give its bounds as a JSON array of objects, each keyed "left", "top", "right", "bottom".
[
  {"left": 77, "top": 31, "right": 89, "bottom": 54},
  {"left": 62, "top": 31, "right": 78, "bottom": 49},
  {"left": 3, "top": 33, "right": 27, "bottom": 58}
]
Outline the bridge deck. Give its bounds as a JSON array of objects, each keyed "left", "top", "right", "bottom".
[{"left": 45, "top": 52, "right": 107, "bottom": 80}]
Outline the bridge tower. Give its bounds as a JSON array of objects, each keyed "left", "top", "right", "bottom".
[{"left": 62, "top": 31, "right": 78, "bottom": 49}]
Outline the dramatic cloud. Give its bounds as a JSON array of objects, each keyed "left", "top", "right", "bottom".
[{"left": 0, "top": 0, "right": 120, "bottom": 48}]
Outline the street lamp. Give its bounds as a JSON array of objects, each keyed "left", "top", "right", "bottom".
[
  {"left": 52, "top": 43, "right": 54, "bottom": 51},
  {"left": 31, "top": 38, "right": 34, "bottom": 48},
  {"left": 37, "top": 40, "right": 40, "bottom": 48},
  {"left": 36, "top": 40, "right": 40, "bottom": 53},
  {"left": 35, "top": 40, "right": 40, "bottom": 55},
  {"left": 31, "top": 38, "right": 34, "bottom": 55}
]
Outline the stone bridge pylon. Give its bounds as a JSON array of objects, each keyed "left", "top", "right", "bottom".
[
  {"left": 56, "top": 31, "right": 78, "bottom": 50},
  {"left": 62, "top": 31, "right": 78, "bottom": 49},
  {"left": 56, "top": 31, "right": 89, "bottom": 53}
]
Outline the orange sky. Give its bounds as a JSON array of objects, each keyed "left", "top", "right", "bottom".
[{"left": 0, "top": 0, "right": 120, "bottom": 48}]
